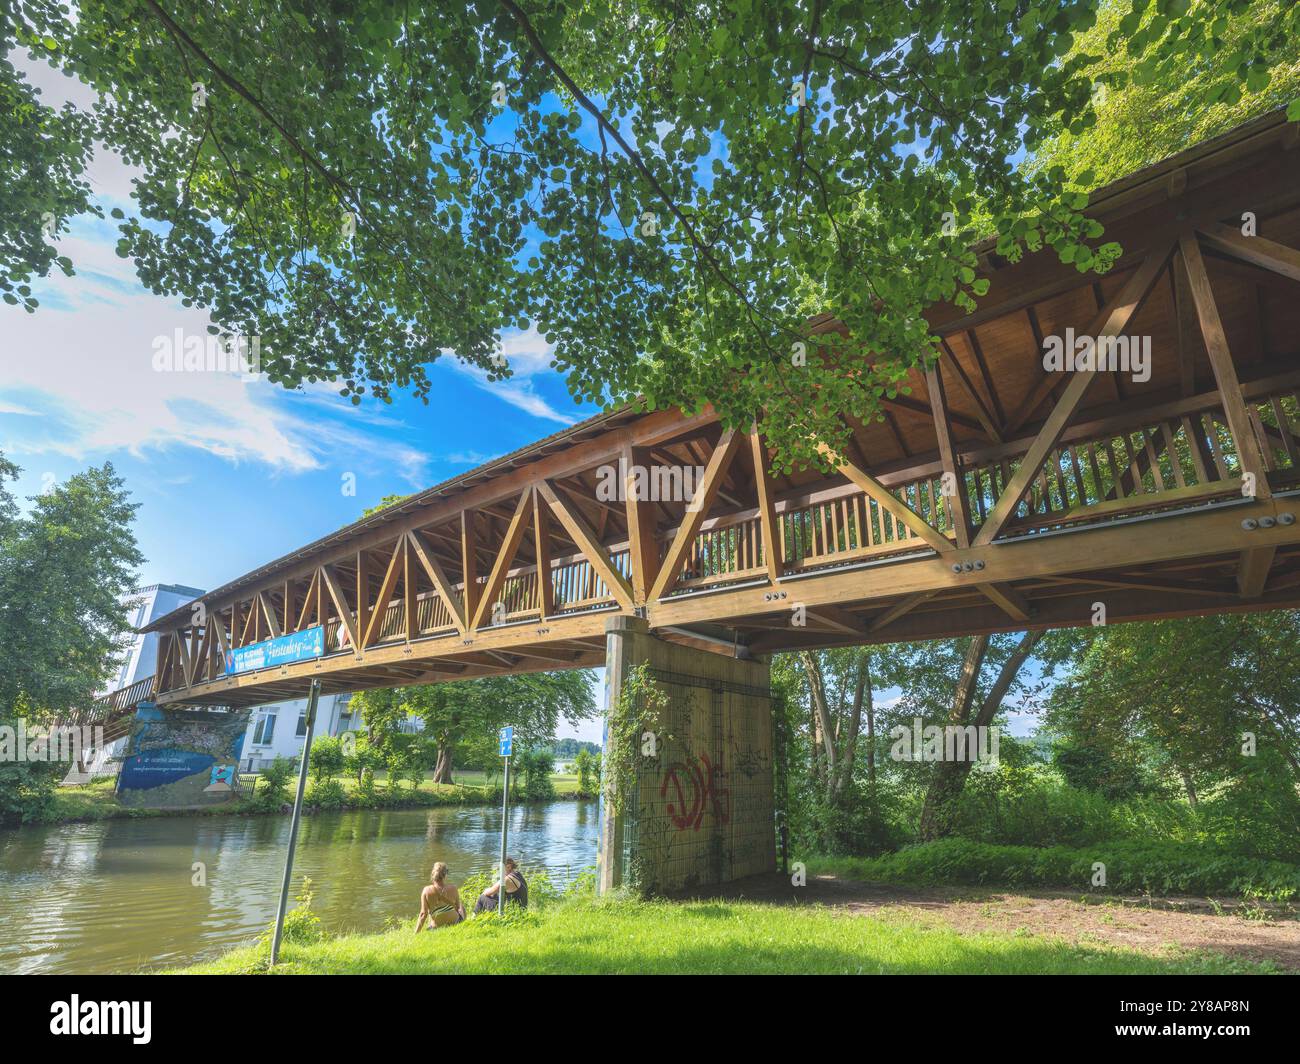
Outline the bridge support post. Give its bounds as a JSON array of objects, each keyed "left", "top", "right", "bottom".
[{"left": 597, "top": 616, "right": 774, "bottom": 895}]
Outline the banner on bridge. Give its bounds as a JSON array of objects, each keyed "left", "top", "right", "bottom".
[{"left": 223, "top": 625, "right": 324, "bottom": 675}]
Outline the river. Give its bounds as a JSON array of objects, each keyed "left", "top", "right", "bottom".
[{"left": 0, "top": 800, "right": 600, "bottom": 974}]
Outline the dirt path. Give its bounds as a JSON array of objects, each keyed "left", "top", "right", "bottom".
[{"left": 695, "top": 873, "right": 1300, "bottom": 971}]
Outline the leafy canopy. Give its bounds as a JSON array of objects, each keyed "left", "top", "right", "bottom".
[{"left": 6, "top": 1, "right": 1298, "bottom": 470}]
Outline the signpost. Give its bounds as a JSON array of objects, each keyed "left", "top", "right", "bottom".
[
  {"left": 270, "top": 678, "right": 320, "bottom": 965},
  {"left": 497, "top": 725, "right": 513, "bottom": 917}
]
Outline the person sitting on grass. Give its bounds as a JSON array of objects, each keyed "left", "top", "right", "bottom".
[
  {"left": 415, "top": 862, "right": 464, "bottom": 932},
  {"left": 473, "top": 857, "right": 528, "bottom": 915}
]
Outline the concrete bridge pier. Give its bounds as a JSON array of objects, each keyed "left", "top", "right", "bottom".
[{"left": 597, "top": 616, "right": 775, "bottom": 895}]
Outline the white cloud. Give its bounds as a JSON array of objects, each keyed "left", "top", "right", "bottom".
[
  {"left": 0, "top": 225, "right": 432, "bottom": 486},
  {"left": 447, "top": 325, "right": 581, "bottom": 426},
  {"left": 440, "top": 449, "right": 499, "bottom": 466}
]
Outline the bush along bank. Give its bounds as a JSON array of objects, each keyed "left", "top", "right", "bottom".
[
  {"left": 34, "top": 773, "right": 598, "bottom": 825},
  {"left": 807, "top": 838, "right": 1300, "bottom": 899}
]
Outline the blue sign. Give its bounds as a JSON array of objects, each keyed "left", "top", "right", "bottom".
[
  {"left": 224, "top": 626, "right": 324, "bottom": 675},
  {"left": 499, "top": 725, "right": 513, "bottom": 758}
]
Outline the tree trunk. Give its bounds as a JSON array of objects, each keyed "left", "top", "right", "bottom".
[
  {"left": 800, "top": 651, "right": 835, "bottom": 788},
  {"left": 919, "top": 631, "right": 1041, "bottom": 841},
  {"left": 432, "top": 742, "right": 454, "bottom": 784},
  {"left": 865, "top": 655, "right": 876, "bottom": 793},
  {"left": 834, "top": 652, "right": 867, "bottom": 796}
]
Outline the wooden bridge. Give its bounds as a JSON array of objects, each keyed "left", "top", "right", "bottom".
[{"left": 142, "top": 110, "right": 1300, "bottom": 712}]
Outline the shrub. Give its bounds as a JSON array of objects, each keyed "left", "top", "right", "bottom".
[
  {"left": 520, "top": 749, "right": 555, "bottom": 801},
  {"left": 574, "top": 749, "right": 597, "bottom": 795},
  {"left": 259, "top": 877, "right": 325, "bottom": 950},
  {"left": 814, "top": 838, "right": 1300, "bottom": 897},
  {"left": 566, "top": 864, "right": 598, "bottom": 896},
  {"left": 259, "top": 756, "right": 295, "bottom": 801},
  {"left": 308, "top": 735, "right": 345, "bottom": 782},
  {"left": 306, "top": 777, "right": 347, "bottom": 810},
  {"left": 355, "top": 766, "right": 377, "bottom": 805}
]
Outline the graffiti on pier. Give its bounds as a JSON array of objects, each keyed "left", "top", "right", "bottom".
[
  {"left": 659, "top": 752, "right": 731, "bottom": 832},
  {"left": 733, "top": 747, "right": 769, "bottom": 780}
]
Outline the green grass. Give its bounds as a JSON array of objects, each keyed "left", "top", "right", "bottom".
[
  {"left": 806, "top": 839, "right": 1300, "bottom": 898},
  {"left": 171, "top": 896, "right": 1280, "bottom": 975}
]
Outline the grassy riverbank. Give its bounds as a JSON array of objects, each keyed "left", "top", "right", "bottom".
[
  {"left": 37, "top": 771, "right": 591, "bottom": 825},
  {"left": 172, "top": 894, "right": 1282, "bottom": 975}
]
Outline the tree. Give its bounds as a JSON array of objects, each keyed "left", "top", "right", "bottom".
[
  {"left": 519, "top": 748, "right": 556, "bottom": 800},
  {"left": 783, "top": 646, "right": 902, "bottom": 853},
  {"left": 307, "top": 734, "right": 345, "bottom": 782},
  {"left": 351, "top": 669, "right": 595, "bottom": 784},
  {"left": 1042, "top": 613, "right": 1300, "bottom": 857},
  {"left": 8, "top": 2, "right": 1294, "bottom": 470},
  {"left": 573, "top": 748, "right": 596, "bottom": 795},
  {"left": 1028, "top": 0, "right": 1300, "bottom": 188},
  {"left": 0, "top": 453, "right": 142, "bottom": 822},
  {"left": 915, "top": 631, "right": 1044, "bottom": 840}
]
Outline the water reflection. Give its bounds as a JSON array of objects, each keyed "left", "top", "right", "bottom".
[{"left": 0, "top": 800, "right": 599, "bottom": 974}]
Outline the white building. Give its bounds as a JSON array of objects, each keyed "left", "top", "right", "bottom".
[
  {"left": 239, "top": 694, "right": 358, "bottom": 772},
  {"left": 102, "top": 583, "right": 359, "bottom": 775},
  {"left": 113, "top": 583, "right": 208, "bottom": 690}
]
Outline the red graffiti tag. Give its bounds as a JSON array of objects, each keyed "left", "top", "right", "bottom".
[{"left": 660, "top": 753, "right": 730, "bottom": 831}]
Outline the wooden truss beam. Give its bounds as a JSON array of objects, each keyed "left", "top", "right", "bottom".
[
  {"left": 650, "top": 426, "right": 743, "bottom": 600},
  {"left": 1178, "top": 232, "right": 1272, "bottom": 499},
  {"left": 407, "top": 530, "right": 468, "bottom": 635},
  {"left": 622, "top": 446, "right": 661, "bottom": 605},
  {"left": 320, "top": 564, "right": 359, "bottom": 651},
  {"left": 537, "top": 481, "right": 635, "bottom": 611},
  {"left": 362, "top": 539, "right": 405, "bottom": 648},
  {"left": 974, "top": 239, "right": 1176, "bottom": 546},
  {"left": 471, "top": 491, "right": 533, "bottom": 631},
  {"left": 750, "top": 428, "right": 784, "bottom": 584},
  {"left": 1197, "top": 221, "right": 1300, "bottom": 284},
  {"left": 817, "top": 442, "right": 954, "bottom": 554}
]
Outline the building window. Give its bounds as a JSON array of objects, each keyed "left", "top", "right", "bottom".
[
  {"left": 296, "top": 711, "right": 308, "bottom": 737},
  {"left": 253, "top": 713, "right": 277, "bottom": 745}
]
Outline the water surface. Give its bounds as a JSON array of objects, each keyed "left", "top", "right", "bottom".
[{"left": 0, "top": 800, "right": 599, "bottom": 974}]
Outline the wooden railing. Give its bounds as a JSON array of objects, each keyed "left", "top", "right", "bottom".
[
  {"left": 783, "top": 471, "right": 951, "bottom": 572},
  {"left": 974, "top": 388, "right": 1300, "bottom": 538},
  {"left": 667, "top": 472, "right": 951, "bottom": 593},
  {"left": 654, "top": 387, "right": 1300, "bottom": 593},
  {"left": 322, "top": 546, "right": 637, "bottom": 649},
  {"left": 553, "top": 548, "right": 631, "bottom": 612},
  {"left": 72, "top": 673, "right": 157, "bottom": 727}
]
